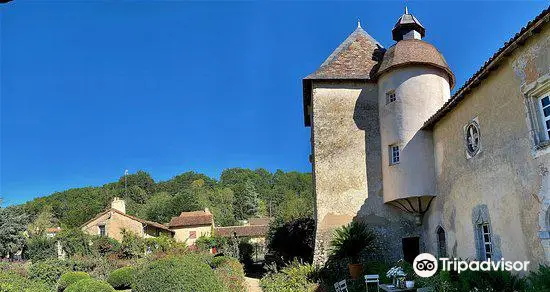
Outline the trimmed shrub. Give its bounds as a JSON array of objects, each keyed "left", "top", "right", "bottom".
[
  {"left": 28, "top": 258, "right": 71, "bottom": 286},
  {"left": 107, "top": 266, "right": 134, "bottom": 290},
  {"left": 133, "top": 253, "right": 224, "bottom": 292},
  {"left": 260, "top": 261, "right": 318, "bottom": 292},
  {"left": 213, "top": 256, "right": 246, "bottom": 292},
  {"left": 58, "top": 271, "right": 91, "bottom": 291},
  {"left": 0, "top": 270, "right": 51, "bottom": 292},
  {"left": 65, "top": 278, "right": 116, "bottom": 292},
  {"left": 25, "top": 236, "right": 57, "bottom": 261}
]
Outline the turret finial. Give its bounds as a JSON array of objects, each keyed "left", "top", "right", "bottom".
[
  {"left": 357, "top": 18, "right": 361, "bottom": 29},
  {"left": 405, "top": 6, "right": 409, "bottom": 14}
]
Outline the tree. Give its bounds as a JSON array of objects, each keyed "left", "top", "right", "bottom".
[
  {"left": 267, "top": 217, "right": 315, "bottom": 264},
  {"left": 27, "top": 205, "right": 57, "bottom": 237},
  {"left": 119, "top": 170, "right": 155, "bottom": 195},
  {"left": 0, "top": 206, "right": 28, "bottom": 258},
  {"left": 233, "top": 180, "right": 260, "bottom": 220}
]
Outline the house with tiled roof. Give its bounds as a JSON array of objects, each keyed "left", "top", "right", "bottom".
[
  {"left": 168, "top": 209, "right": 214, "bottom": 245},
  {"left": 304, "top": 6, "right": 550, "bottom": 268},
  {"left": 81, "top": 197, "right": 174, "bottom": 241}
]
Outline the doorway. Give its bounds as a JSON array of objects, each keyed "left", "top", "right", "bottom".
[{"left": 402, "top": 237, "right": 420, "bottom": 264}]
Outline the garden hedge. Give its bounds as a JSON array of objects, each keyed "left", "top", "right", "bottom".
[
  {"left": 212, "top": 256, "right": 246, "bottom": 292},
  {"left": 133, "top": 253, "right": 224, "bottom": 292},
  {"left": 0, "top": 270, "right": 51, "bottom": 292},
  {"left": 58, "top": 271, "right": 91, "bottom": 291},
  {"left": 65, "top": 278, "right": 116, "bottom": 292},
  {"left": 107, "top": 266, "right": 134, "bottom": 290},
  {"left": 28, "top": 258, "right": 71, "bottom": 286}
]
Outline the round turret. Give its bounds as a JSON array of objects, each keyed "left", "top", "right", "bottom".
[{"left": 377, "top": 9, "right": 454, "bottom": 217}]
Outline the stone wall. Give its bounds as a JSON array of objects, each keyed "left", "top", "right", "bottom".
[
  {"left": 310, "top": 80, "right": 417, "bottom": 264},
  {"left": 424, "top": 23, "right": 550, "bottom": 267}
]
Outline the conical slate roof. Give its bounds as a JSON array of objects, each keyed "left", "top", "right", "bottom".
[{"left": 305, "top": 24, "right": 384, "bottom": 80}]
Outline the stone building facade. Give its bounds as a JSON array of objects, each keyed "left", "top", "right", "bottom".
[{"left": 303, "top": 7, "right": 550, "bottom": 267}]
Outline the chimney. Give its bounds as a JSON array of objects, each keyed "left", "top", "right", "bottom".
[
  {"left": 111, "top": 197, "right": 126, "bottom": 214},
  {"left": 204, "top": 207, "right": 210, "bottom": 213}
]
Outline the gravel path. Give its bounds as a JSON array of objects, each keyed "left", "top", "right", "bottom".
[{"left": 245, "top": 277, "right": 262, "bottom": 292}]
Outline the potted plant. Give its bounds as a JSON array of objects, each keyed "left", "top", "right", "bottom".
[
  {"left": 330, "top": 221, "right": 375, "bottom": 279},
  {"left": 386, "top": 266, "right": 406, "bottom": 287}
]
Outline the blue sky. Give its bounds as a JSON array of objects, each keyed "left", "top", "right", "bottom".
[{"left": 1, "top": 1, "right": 548, "bottom": 206}]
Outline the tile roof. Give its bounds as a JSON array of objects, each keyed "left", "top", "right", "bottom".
[
  {"left": 46, "top": 227, "right": 62, "bottom": 233},
  {"left": 423, "top": 6, "right": 550, "bottom": 129},
  {"left": 81, "top": 208, "right": 174, "bottom": 233},
  {"left": 214, "top": 225, "right": 269, "bottom": 238},
  {"left": 305, "top": 25, "right": 384, "bottom": 80},
  {"left": 302, "top": 25, "right": 384, "bottom": 126},
  {"left": 168, "top": 210, "right": 213, "bottom": 228},
  {"left": 377, "top": 39, "right": 455, "bottom": 88}
]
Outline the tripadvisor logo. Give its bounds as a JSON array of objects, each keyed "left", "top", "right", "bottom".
[{"left": 413, "top": 253, "right": 530, "bottom": 278}]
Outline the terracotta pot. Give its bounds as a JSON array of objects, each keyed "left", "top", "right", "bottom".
[{"left": 348, "top": 263, "right": 362, "bottom": 279}]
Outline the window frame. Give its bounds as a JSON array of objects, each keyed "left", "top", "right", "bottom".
[
  {"left": 537, "top": 94, "right": 550, "bottom": 141},
  {"left": 386, "top": 90, "right": 397, "bottom": 104},
  {"left": 436, "top": 226, "right": 447, "bottom": 258},
  {"left": 523, "top": 75, "right": 550, "bottom": 152},
  {"left": 389, "top": 145, "right": 400, "bottom": 165},
  {"left": 479, "top": 223, "right": 493, "bottom": 260}
]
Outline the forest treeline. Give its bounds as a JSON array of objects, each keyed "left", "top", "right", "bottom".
[{"left": 12, "top": 168, "right": 314, "bottom": 228}]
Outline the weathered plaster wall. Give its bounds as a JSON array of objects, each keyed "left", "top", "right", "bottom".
[
  {"left": 378, "top": 66, "right": 450, "bottom": 202},
  {"left": 172, "top": 224, "right": 212, "bottom": 245},
  {"left": 82, "top": 211, "right": 144, "bottom": 241},
  {"left": 311, "top": 81, "right": 417, "bottom": 264},
  {"left": 425, "top": 23, "right": 550, "bottom": 267}
]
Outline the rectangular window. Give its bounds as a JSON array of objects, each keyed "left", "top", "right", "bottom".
[
  {"left": 189, "top": 231, "right": 197, "bottom": 239},
  {"left": 480, "top": 223, "right": 492, "bottom": 260},
  {"left": 539, "top": 95, "right": 550, "bottom": 140},
  {"left": 389, "top": 145, "right": 400, "bottom": 165},
  {"left": 99, "top": 225, "right": 106, "bottom": 237},
  {"left": 386, "top": 90, "right": 397, "bottom": 104}
]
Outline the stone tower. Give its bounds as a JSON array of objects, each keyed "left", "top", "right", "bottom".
[{"left": 303, "top": 10, "right": 454, "bottom": 264}]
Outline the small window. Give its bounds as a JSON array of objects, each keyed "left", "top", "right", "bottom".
[
  {"left": 539, "top": 95, "right": 550, "bottom": 140},
  {"left": 479, "top": 223, "right": 492, "bottom": 260},
  {"left": 189, "top": 231, "right": 197, "bottom": 239},
  {"left": 386, "top": 90, "right": 397, "bottom": 104},
  {"left": 99, "top": 225, "right": 106, "bottom": 237},
  {"left": 436, "top": 226, "right": 447, "bottom": 258},
  {"left": 389, "top": 145, "right": 400, "bottom": 165}
]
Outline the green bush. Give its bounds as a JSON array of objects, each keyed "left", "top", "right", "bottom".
[
  {"left": 528, "top": 265, "right": 550, "bottom": 292},
  {"left": 212, "top": 256, "right": 246, "bottom": 292},
  {"left": 58, "top": 271, "right": 91, "bottom": 291},
  {"left": 56, "top": 228, "right": 93, "bottom": 257},
  {"left": 65, "top": 278, "right": 116, "bottom": 292},
  {"left": 91, "top": 236, "right": 121, "bottom": 257},
  {"left": 69, "top": 255, "right": 116, "bottom": 281},
  {"left": 0, "top": 270, "right": 51, "bottom": 292},
  {"left": 260, "top": 261, "right": 318, "bottom": 292},
  {"left": 457, "top": 269, "right": 527, "bottom": 292},
  {"left": 28, "top": 258, "right": 71, "bottom": 286},
  {"left": 107, "top": 266, "right": 134, "bottom": 290},
  {"left": 25, "top": 236, "right": 57, "bottom": 261},
  {"left": 133, "top": 253, "right": 224, "bottom": 292}
]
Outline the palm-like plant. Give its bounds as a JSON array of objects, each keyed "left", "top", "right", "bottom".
[{"left": 330, "top": 221, "right": 375, "bottom": 264}]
